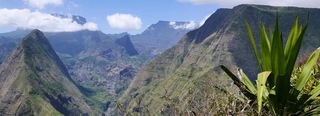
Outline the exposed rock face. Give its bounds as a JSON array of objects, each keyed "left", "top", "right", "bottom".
[
  {"left": 116, "top": 35, "right": 139, "bottom": 56},
  {"left": 0, "top": 29, "right": 93, "bottom": 115},
  {"left": 118, "top": 4, "right": 320, "bottom": 114}
]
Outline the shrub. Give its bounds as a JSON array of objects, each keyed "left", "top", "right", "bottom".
[{"left": 221, "top": 14, "right": 320, "bottom": 115}]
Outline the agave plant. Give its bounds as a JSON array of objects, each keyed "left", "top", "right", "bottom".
[{"left": 221, "top": 14, "right": 320, "bottom": 115}]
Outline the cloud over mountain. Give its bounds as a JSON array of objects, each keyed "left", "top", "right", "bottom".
[
  {"left": 199, "top": 14, "right": 211, "bottom": 26},
  {"left": 178, "top": 0, "right": 320, "bottom": 8},
  {"left": 168, "top": 18, "right": 211, "bottom": 30},
  {"left": 0, "top": 8, "right": 97, "bottom": 32},
  {"left": 107, "top": 13, "right": 142, "bottom": 30},
  {"left": 23, "top": 0, "right": 63, "bottom": 9},
  {"left": 169, "top": 21, "right": 198, "bottom": 30}
]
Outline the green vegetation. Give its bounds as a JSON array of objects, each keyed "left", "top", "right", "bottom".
[
  {"left": 221, "top": 14, "right": 320, "bottom": 115},
  {"left": 0, "top": 30, "right": 94, "bottom": 115},
  {"left": 80, "top": 56, "right": 109, "bottom": 67},
  {"left": 26, "top": 95, "right": 62, "bottom": 116},
  {"left": 79, "top": 84, "right": 112, "bottom": 113}
]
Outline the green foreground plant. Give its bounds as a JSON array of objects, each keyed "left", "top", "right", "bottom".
[{"left": 221, "top": 14, "right": 320, "bottom": 115}]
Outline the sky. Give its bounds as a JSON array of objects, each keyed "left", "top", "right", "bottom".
[{"left": 0, "top": 0, "right": 319, "bottom": 34}]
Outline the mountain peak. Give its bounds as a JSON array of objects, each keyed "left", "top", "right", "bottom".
[
  {"left": 20, "top": 29, "right": 72, "bottom": 79},
  {"left": 23, "top": 29, "right": 45, "bottom": 41},
  {"left": 21, "top": 29, "right": 52, "bottom": 49},
  {"left": 131, "top": 20, "right": 192, "bottom": 57},
  {"left": 30, "top": 28, "right": 42, "bottom": 33},
  {"left": 116, "top": 35, "right": 139, "bottom": 56},
  {"left": 0, "top": 29, "right": 92, "bottom": 115}
]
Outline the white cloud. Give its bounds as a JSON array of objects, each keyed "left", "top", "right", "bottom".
[
  {"left": 107, "top": 13, "right": 142, "bottom": 30},
  {"left": 0, "top": 8, "right": 98, "bottom": 32},
  {"left": 169, "top": 21, "right": 198, "bottom": 30},
  {"left": 169, "top": 16, "right": 213, "bottom": 29},
  {"left": 178, "top": 0, "right": 320, "bottom": 8},
  {"left": 23, "top": 0, "right": 63, "bottom": 9},
  {"left": 199, "top": 14, "right": 211, "bottom": 26}
]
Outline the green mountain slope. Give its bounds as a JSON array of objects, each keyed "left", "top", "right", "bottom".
[
  {"left": 118, "top": 4, "right": 320, "bottom": 115},
  {"left": 0, "top": 29, "right": 93, "bottom": 115},
  {"left": 0, "top": 19, "right": 203, "bottom": 114},
  {"left": 0, "top": 29, "right": 150, "bottom": 114}
]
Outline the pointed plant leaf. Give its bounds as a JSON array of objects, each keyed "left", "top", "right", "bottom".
[
  {"left": 220, "top": 65, "right": 256, "bottom": 100},
  {"left": 285, "top": 15, "right": 309, "bottom": 78},
  {"left": 257, "top": 71, "right": 271, "bottom": 113},
  {"left": 260, "top": 22, "right": 272, "bottom": 71},
  {"left": 270, "top": 17, "right": 286, "bottom": 106},
  {"left": 271, "top": 16, "right": 285, "bottom": 76},
  {"left": 307, "top": 84, "right": 320, "bottom": 102},
  {"left": 296, "top": 48, "right": 320, "bottom": 91},
  {"left": 238, "top": 68, "right": 257, "bottom": 94},
  {"left": 284, "top": 14, "right": 299, "bottom": 58},
  {"left": 245, "top": 20, "right": 262, "bottom": 71},
  {"left": 269, "top": 26, "right": 274, "bottom": 44}
]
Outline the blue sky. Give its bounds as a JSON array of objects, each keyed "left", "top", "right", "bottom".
[
  {"left": 0, "top": 0, "right": 319, "bottom": 34},
  {"left": 0, "top": 0, "right": 218, "bottom": 34}
]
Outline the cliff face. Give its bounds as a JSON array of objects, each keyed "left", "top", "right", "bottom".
[
  {"left": 116, "top": 35, "right": 139, "bottom": 56},
  {"left": 0, "top": 29, "right": 92, "bottom": 115},
  {"left": 118, "top": 4, "right": 320, "bottom": 115}
]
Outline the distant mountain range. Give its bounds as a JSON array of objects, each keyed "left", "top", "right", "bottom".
[
  {"left": 0, "top": 18, "right": 191, "bottom": 114},
  {"left": 131, "top": 21, "right": 194, "bottom": 58},
  {"left": 3, "top": 5, "right": 319, "bottom": 115},
  {"left": 118, "top": 4, "right": 320, "bottom": 115}
]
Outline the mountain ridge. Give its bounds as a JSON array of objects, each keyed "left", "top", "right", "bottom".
[
  {"left": 0, "top": 19, "right": 211, "bottom": 114},
  {"left": 0, "top": 29, "right": 93, "bottom": 115},
  {"left": 117, "top": 4, "right": 320, "bottom": 115}
]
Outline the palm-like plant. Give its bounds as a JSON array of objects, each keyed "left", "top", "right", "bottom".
[{"left": 221, "top": 14, "right": 320, "bottom": 115}]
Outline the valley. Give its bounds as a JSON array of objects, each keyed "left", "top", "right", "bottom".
[
  {"left": 0, "top": 2, "right": 320, "bottom": 115},
  {"left": 0, "top": 17, "right": 192, "bottom": 114},
  {"left": 117, "top": 4, "right": 320, "bottom": 115}
]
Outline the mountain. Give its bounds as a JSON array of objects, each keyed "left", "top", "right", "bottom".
[
  {"left": 0, "top": 29, "right": 147, "bottom": 114},
  {"left": 42, "top": 30, "right": 145, "bottom": 113},
  {"left": 0, "top": 20, "right": 193, "bottom": 64},
  {"left": 115, "top": 35, "right": 139, "bottom": 56},
  {"left": 131, "top": 21, "right": 194, "bottom": 58},
  {"left": 0, "top": 29, "right": 92, "bottom": 115},
  {"left": 0, "top": 36, "right": 16, "bottom": 62},
  {"left": 118, "top": 4, "right": 320, "bottom": 115},
  {"left": 0, "top": 29, "right": 33, "bottom": 63},
  {"left": 0, "top": 18, "right": 201, "bottom": 114}
]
